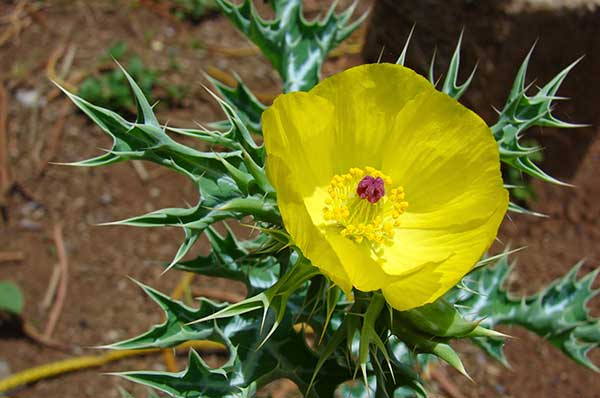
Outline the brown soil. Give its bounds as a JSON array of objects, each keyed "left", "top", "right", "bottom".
[{"left": 0, "top": 1, "right": 598, "bottom": 398}]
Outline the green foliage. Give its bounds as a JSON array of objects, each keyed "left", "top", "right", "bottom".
[
  {"left": 207, "top": 73, "right": 266, "bottom": 133},
  {"left": 491, "top": 47, "right": 584, "bottom": 186},
  {"left": 396, "top": 298, "right": 479, "bottom": 338},
  {"left": 59, "top": 63, "right": 279, "bottom": 268},
  {"left": 0, "top": 281, "right": 23, "bottom": 315},
  {"left": 503, "top": 140, "right": 543, "bottom": 214},
  {"left": 108, "top": 280, "right": 353, "bottom": 398},
  {"left": 216, "top": 0, "right": 367, "bottom": 92},
  {"left": 78, "top": 43, "right": 159, "bottom": 115},
  {"left": 451, "top": 255, "right": 600, "bottom": 371},
  {"left": 120, "top": 349, "right": 257, "bottom": 398},
  {"left": 428, "top": 31, "right": 477, "bottom": 100},
  {"left": 78, "top": 42, "right": 187, "bottom": 115},
  {"left": 172, "top": 225, "right": 282, "bottom": 296},
  {"left": 109, "top": 278, "right": 435, "bottom": 397},
  {"left": 189, "top": 256, "right": 320, "bottom": 347}
]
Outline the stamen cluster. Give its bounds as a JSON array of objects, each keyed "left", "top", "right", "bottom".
[{"left": 323, "top": 167, "right": 409, "bottom": 244}]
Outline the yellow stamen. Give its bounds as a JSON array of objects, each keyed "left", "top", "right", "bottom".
[{"left": 322, "top": 167, "right": 408, "bottom": 245}]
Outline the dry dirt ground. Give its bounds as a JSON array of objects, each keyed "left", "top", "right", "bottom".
[{"left": 0, "top": 1, "right": 598, "bottom": 397}]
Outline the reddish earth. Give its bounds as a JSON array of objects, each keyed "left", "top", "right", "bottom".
[{"left": 0, "top": 1, "right": 598, "bottom": 397}]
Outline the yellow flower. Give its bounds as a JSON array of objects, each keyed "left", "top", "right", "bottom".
[{"left": 262, "top": 64, "right": 508, "bottom": 311}]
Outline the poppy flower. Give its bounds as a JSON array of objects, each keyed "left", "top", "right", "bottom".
[{"left": 262, "top": 64, "right": 508, "bottom": 310}]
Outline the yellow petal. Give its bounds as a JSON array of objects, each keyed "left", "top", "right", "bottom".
[
  {"left": 309, "top": 64, "right": 433, "bottom": 172},
  {"left": 263, "top": 93, "right": 353, "bottom": 293},
  {"left": 382, "top": 204, "right": 506, "bottom": 310},
  {"left": 381, "top": 87, "right": 505, "bottom": 227},
  {"left": 263, "top": 92, "right": 336, "bottom": 193},
  {"left": 375, "top": 79, "right": 508, "bottom": 280}
]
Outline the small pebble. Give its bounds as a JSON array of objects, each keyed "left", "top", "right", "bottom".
[
  {"left": 100, "top": 192, "right": 113, "bottom": 205},
  {"left": 15, "top": 88, "right": 46, "bottom": 108},
  {"left": 117, "top": 280, "right": 128, "bottom": 291},
  {"left": 20, "top": 201, "right": 41, "bottom": 216},
  {"left": 73, "top": 196, "right": 86, "bottom": 210},
  {"left": 495, "top": 384, "right": 507, "bottom": 394},
  {"left": 0, "top": 359, "right": 11, "bottom": 379},
  {"left": 151, "top": 40, "right": 164, "bottom": 52},
  {"left": 19, "top": 218, "right": 42, "bottom": 231},
  {"left": 149, "top": 187, "right": 161, "bottom": 198},
  {"left": 105, "top": 329, "right": 121, "bottom": 342},
  {"left": 164, "top": 26, "right": 175, "bottom": 37}
]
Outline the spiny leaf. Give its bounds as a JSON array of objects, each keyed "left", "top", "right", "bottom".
[
  {"left": 117, "top": 349, "right": 254, "bottom": 398},
  {"left": 166, "top": 124, "right": 242, "bottom": 151},
  {"left": 430, "top": 343, "right": 472, "bottom": 381},
  {"left": 106, "top": 280, "right": 353, "bottom": 398},
  {"left": 97, "top": 193, "right": 279, "bottom": 274},
  {"left": 58, "top": 64, "right": 270, "bottom": 193},
  {"left": 357, "top": 293, "right": 388, "bottom": 387},
  {"left": 216, "top": 0, "right": 367, "bottom": 92},
  {"left": 308, "top": 295, "right": 430, "bottom": 398},
  {"left": 206, "top": 73, "right": 266, "bottom": 134},
  {"left": 115, "top": 60, "right": 159, "bottom": 127},
  {"left": 391, "top": 315, "right": 471, "bottom": 379},
  {"left": 201, "top": 85, "right": 263, "bottom": 163},
  {"left": 395, "top": 26, "right": 414, "bottom": 67},
  {"left": 442, "top": 31, "right": 477, "bottom": 100},
  {"left": 57, "top": 82, "right": 245, "bottom": 180},
  {"left": 108, "top": 276, "right": 431, "bottom": 397},
  {"left": 491, "top": 46, "right": 584, "bottom": 186},
  {"left": 103, "top": 281, "right": 225, "bottom": 350},
  {"left": 397, "top": 298, "right": 479, "bottom": 338},
  {"left": 101, "top": 201, "right": 228, "bottom": 230},
  {"left": 453, "top": 255, "right": 600, "bottom": 371},
  {"left": 165, "top": 79, "right": 267, "bottom": 164},
  {"left": 429, "top": 31, "right": 477, "bottom": 100},
  {"left": 508, "top": 200, "right": 548, "bottom": 217},
  {"left": 163, "top": 227, "right": 202, "bottom": 273},
  {"left": 103, "top": 195, "right": 280, "bottom": 235},
  {"left": 173, "top": 225, "right": 281, "bottom": 295},
  {"left": 189, "top": 257, "right": 320, "bottom": 348}
]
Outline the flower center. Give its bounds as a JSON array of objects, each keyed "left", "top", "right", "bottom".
[
  {"left": 322, "top": 167, "right": 409, "bottom": 244},
  {"left": 357, "top": 175, "right": 385, "bottom": 203}
]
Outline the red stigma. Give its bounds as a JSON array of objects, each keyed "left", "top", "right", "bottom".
[{"left": 356, "top": 175, "right": 385, "bottom": 204}]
